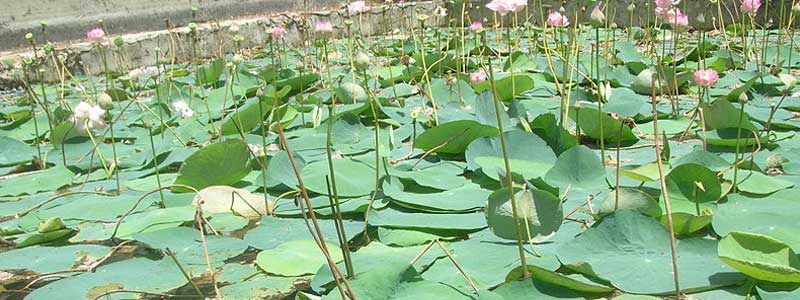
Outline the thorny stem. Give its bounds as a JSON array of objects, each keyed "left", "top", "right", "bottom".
[
  {"left": 276, "top": 123, "right": 357, "bottom": 299},
  {"left": 651, "top": 78, "right": 682, "bottom": 298},
  {"left": 482, "top": 31, "right": 530, "bottom": 278}
]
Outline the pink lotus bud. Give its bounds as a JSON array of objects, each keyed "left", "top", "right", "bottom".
[
  {"left": 590, "top": 5, "right": 605, "bottom": 27},
  {"left": 470, "top": 70, "right": 487, "bottom": 84},
  {"left": 546, "top": 11, "right": 570, "bottom": 27},
  {"left": 742, "top": 0, "right": 762, "bottom": 14},
  {"left": 315, "top": 20, "right": 334, "bottom": 33},
  {"left": 693, "top": 69, "right": 719, "bottom": 88},
  {"left": 470, "top": 21, "right": 483, "bottom": 31},
  {"left": 271, "top": 26, "right": 286, "bottom": 40},
  {"left": 86, "top": 28, "right": 105, "bottom": 42}
]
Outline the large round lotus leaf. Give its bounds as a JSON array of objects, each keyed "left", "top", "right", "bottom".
[
  {"left": 506, "top": 264, "right": 615, "bottom": 294},
  {"left": 414, "top": 120, "right": 499, "bottom": 154},
  {"left": 472, "top": 74, "right": 535, "bottom": 101},
  {"left": 174, "top": 139, "right": 251, "bottom": 191},
  {"left": 193, "top": 185, "right": 272, "bottom": 219},
  {"left": 569, "top": 106, "right": 638, "bottom": 143},
  {"left": 486, "top": 188, "right": 563, "bottom": 243},
  {"left": 666, "top": 163, "right": 721, "bottom": 204},
  {"left": 557, "top": 210, "right": 744, "bottom": 294},
  {"left": 0, "top": 245, "right": 110, "bottom": 273},
  {"left": 758, "top": 283, "right": 800, "bottom": 300},
  {"left": 465, "top": 130, "right": 555, "bottom": 171},
  {"left": 24, "top": 258, "right": 186, "bottom": 300},
  {"left": 544, "top": 146, "right": 606, "bottom": 189},
  {"left": 301, "top": 159, "right": 375, "bottom": 197},
  {"left": 598, "top": 187, "right": 662, "bottom": 217},
  {"left": 492, "top": 279, "right": 584, "bottom": 300},
  {"left": 718, "top": 232, "right": 800, "bottom": 283},
  {"left": 0, "top": 136, "right": 34, "bottom": 166},
  {"left": 475, "top": 156, "right": 552, "bottom": 182},
  {"left": 336, "top": 82, "right": 368, "bottom": 103},
  {"left": 611, "top": 295, "right": 662, "bottom": 300},
  {"left": 256, "top": 240, "right": 343, "bottom": 276},
  {"left": 713, "top": 194, "right": 800, "bottom": 251},
  {"left": 727, "top": 171, "right": 793, "bottom": 195},
  {"left": 0, "top": 165, "right": 74, "bottom": 196}
]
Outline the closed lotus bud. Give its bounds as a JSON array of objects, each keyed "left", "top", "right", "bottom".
[
  {"left": 38, "top": 217, "right": 65, "bottom": 233},
  {"left": 794, "top": 2, "right": 800, "bottom": 13},
  {"left": 590, "top": 5, "right": 605, "bottom": 27},
  {"left": 697, "top": 13, "right": 706, "bottom": 25},
  {"left": 738, "top": 92, "right": 749, "bottom": 103},
  {"left": 354, "top": 51, "right": 370, "bottom": 70},
  {"left": 98, "top": 92, "right": 114, "bottom": 110}
]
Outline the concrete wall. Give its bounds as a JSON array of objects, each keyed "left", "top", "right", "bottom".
[
  {"left": 0, "top": 1, "right": 438, "bottom": 88},
  {"left": 0, "top": 0, "right": 342, "bottom": 52}
]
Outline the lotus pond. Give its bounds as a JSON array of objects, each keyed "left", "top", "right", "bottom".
[{"left": 2, "top": 1, "right": 800, "bottom": 299}]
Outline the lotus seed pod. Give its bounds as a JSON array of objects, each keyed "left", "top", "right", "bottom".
[
  {"left": 626, "top": 3, "right": 635, "bottom": 12},
  {"left": 25, "top": 33, "right": 33, "bottom": 41}
]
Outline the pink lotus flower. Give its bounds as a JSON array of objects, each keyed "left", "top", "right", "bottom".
[
  {"left": 666, "top": 10, "right": 689, "bottom": 30},
  {"left": 86, "top": 28, "right": 105, "bottom": 42},
  {"left": 546, "top": 11, "right": 570, "bottom": 27},
  {"left": 486, "top": 0, "right": 527, "bottom": 16},
  {"left": 347, "top": 1, "right": 370, "bottom": 15},
  {"left": 654, "top": 0, "right": 673, "bottom": 8},
  {"left": 694, "top": 69, "right": 719, "bottom": 88},
  {"left": 742, "top": 0, "right": 761, "bottom": 14},
  {"left": 315, "top": 20, "right": 334, "bottom": 33},
  {"left": 655, "top": 7, "right": 669, "bottom": 17},
  {"left": 470, "top": 70, "right": 487, "bottom": 84},
  {"left": 271, "top": 26, "right": 286, "bottom": 40},
  {"left": 470, "top": 21, "right": 483, "bottom": 31}
]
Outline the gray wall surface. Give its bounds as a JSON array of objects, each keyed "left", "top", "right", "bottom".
[{"left": 0, "top": 0, "right": 340, "bottom": 51}]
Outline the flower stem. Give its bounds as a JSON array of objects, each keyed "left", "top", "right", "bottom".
[{"left": 482, "top": 31, "right": 529, "bottom": 278}]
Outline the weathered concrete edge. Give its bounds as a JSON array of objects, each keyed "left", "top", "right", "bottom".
[{"left": 0, "top": 1, "right": 439, "bottom": 90}]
